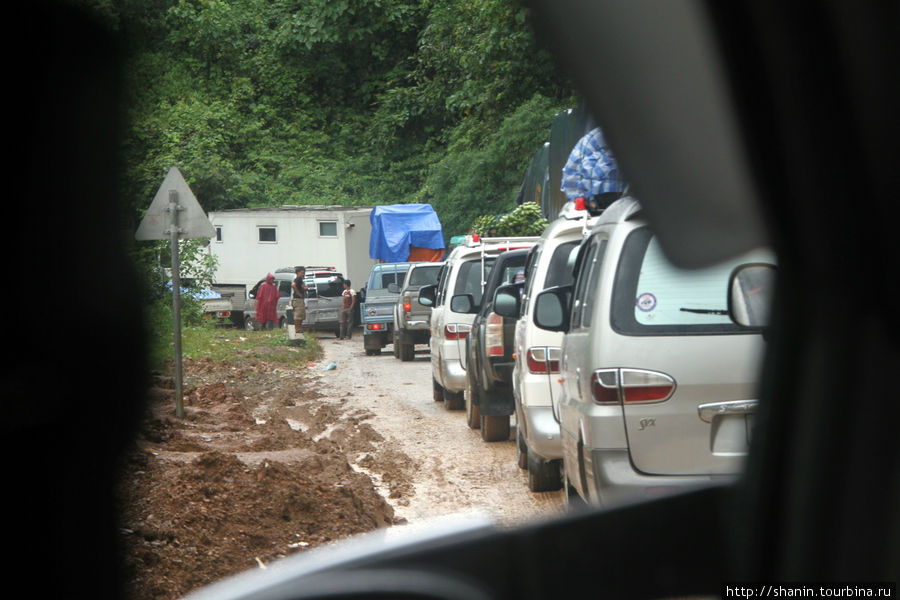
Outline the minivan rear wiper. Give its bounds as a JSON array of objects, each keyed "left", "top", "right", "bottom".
[{"left": 679, "top": 307, "right": 728, "bottom": 315}]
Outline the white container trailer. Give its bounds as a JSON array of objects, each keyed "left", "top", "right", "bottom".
[{"left": 206, "top": 205, "right": 376, "bottom": 291}]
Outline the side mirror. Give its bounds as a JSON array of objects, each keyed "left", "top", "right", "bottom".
[
  {"left": 728, "top": 263, "right": 776, "bottom": 329},
  {"left": 418, "top": 284, "right": 436, "bottom": 307},
  {"left": 387, "top": 282, "right": 400, "bottom": 293},
  {"left": 534, "top": 286, "right": 571, "bottom": 332},
  {"left": 493, "top": 284, "right": 521, "bottom": 319},
  {"left": 450, "top": 294, "right": 476, "bottom": 314}
]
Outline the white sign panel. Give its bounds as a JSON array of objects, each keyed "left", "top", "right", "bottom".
[{"left": 135, "top": 167, "right": 216, "bottom": 240}]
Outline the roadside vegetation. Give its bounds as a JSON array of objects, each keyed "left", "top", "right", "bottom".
[
  {"left": 72, "top": 0, "right": 572, "bottom": 370},
  {"left": 77, "top": 0, "right": 573, "bottom": 238},
  {"left": 146, "top": 316, "right": 323, "bottom": 373}
]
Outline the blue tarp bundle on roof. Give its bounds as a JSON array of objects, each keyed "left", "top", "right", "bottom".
[{"left": 369, "top": 204, "right": 445, "bottom": 263}]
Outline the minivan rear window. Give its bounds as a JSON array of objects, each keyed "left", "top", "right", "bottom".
[
  {"left": 453, "top": 257, "right": 496, "bottom": 307},
  {"left": 611, "top": 227, "right": 774, "bottom": 335},
  {"left": 544, "top": 241, "right": 579, "bottom": 289},
  {"left": 408, "top": 265, "right": 442, "bottom": 286}
]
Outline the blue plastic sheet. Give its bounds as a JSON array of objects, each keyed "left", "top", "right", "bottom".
[{"left": 369, "top": 204, "right": 445, "bottom": 263}]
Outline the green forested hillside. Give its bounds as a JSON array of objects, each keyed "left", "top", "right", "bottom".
[{"left": 84, "top": 0, "right": 574, "bottom": 238}]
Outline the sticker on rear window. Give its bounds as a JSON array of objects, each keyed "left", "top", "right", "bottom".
[{"left": 636, "top": 293, "right": 657, "bottom": 312}]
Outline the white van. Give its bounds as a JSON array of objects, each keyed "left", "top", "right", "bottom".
[
  {"left": 531, "top": 197, "right": 775, "bottom": 508},
  {"left": 507, "top": 204, "right": 598, "bottom": 491},
  {"left": 418, "top": 235, "right": 538, "bottom": 409}
]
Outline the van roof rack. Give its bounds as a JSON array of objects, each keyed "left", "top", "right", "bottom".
[{"left": 474, "top": 236, "right": 539, "bottom": 291}]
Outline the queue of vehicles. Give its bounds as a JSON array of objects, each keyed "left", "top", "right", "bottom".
[{"left": 374, "top": 197, "right": 775, "bottom": 509}]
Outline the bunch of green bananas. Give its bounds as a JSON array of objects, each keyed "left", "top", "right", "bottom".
[{"left": 494, "top": 202, "right": 548, "bottom": 237}]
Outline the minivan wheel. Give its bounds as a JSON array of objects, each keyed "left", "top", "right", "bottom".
[
  {"left": 563, "top": 474, "right": 585, "bottom": 511},
  {"left": 516, "top": 426, "right": 528, "bottom": 469},
  {"left": 480, "top": 415, "right": 510, "bottom": 442},
  {"left": 432, "top": 378, "right": 443, "bottom": 402},
  {"left": 465, "top": 388, "right": 481, "bottom": 429},
  {"left": 527, "top": 455, "right": 562, "bottom": 492},
  {"left": 443, "top": 388, "right": 465, "bottom": 411}
]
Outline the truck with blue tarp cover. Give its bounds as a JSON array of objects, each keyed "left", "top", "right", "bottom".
[{"left": 361, "top": 204, "right": 446, "bottom": 355}]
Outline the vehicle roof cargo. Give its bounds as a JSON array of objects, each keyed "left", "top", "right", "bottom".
[{"left": 369, "top": 204, "right": 445, "bottom": 263}]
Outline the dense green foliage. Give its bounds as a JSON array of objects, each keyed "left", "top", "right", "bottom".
[{"left": 76, "top": 0, "right": 573, "bottom": 237}]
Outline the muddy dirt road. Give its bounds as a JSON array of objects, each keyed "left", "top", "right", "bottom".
[
  {"left": 117, "top": 332, "right": 564, "bottom": 599},
  {"left": 317, "top": 337, "right": 564, "bottom": 529}
]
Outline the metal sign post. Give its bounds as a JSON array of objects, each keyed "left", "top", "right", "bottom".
[
  {"left": 136, "top": 167, "right": 216, "bottom": 419},
  {"left": 167, "top": 191, "right": 186, "bottom": 417}
]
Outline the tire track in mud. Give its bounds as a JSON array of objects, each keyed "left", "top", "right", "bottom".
[{"left": 310, "top": 335, "right": 564, "bottom": 531}]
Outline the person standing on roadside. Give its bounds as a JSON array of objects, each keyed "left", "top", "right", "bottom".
[
  {"left": 255, "top": 273, "right": 279, "bottom": 330},
  {"left": 339, "top": 279, "right": 357, "bottom": 339},
  {"left": 291, "top": 266, "right": 307, "bottom": 335}
]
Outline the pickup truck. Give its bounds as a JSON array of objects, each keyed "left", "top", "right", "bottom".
[
  {"left": 361, "top": 262, "right": 414, "bottom": 355},
  {"left": 199, "top": 291, "right": 234, "bottom": 326},
  {"left": 391, "top": 262, "right": 444, "bottom": 361},
  {"left": 457, "top": 248, "right": 531, "bottom": 442}
]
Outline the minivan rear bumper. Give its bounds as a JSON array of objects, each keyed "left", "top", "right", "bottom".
[
  {"left": 522, "top": 406, "right": 562, "bottom": 460},
  {"left": 584, "top": 448, "right": 736, "bottom": 509},
  {"left": 439, "top": 357, "right": 467, "bottom": 393}
]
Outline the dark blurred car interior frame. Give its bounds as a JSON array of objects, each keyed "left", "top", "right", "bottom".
[{"left": 19, "top": 0, "right": 896, "bottom": 598}]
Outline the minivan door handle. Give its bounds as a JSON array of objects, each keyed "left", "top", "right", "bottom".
[{"left": 697, "top": 400, "right": 758, "bottom": 423}]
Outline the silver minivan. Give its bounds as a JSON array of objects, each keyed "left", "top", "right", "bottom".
[{"left": 532, "top": 197, "right": 775, "bottom": 508}]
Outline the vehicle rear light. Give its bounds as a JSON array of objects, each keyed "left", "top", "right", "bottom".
[
  {"left": 445, "top": 323, "right": 471, "bottom": 340},
  {"left": 620, "top": 369, "right": 676, "bottom": 403},
  {"left": 591, "top": 369, "right": 620, "bottom": 404},
  {"left": 574, "top": 197, "right": 587, "bottom": 211},
  {"left": 590, "top": 368, "right": 676, "bottom": 405},
  {"left": 486, "top": 312, "right": 504, "bottom": 356},
  {"left": 527, "top": 347, "right": 561, "bottom": 373},
  {"left": 403, "top": 294, "right": 412, "bottom": 312},
  {"left": 220, "top": 311, "right": 230, "bottom": 317},
  {"left": 367, "top": 323, "right": 384, "bottom": 331}
]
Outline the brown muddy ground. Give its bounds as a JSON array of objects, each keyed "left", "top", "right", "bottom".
[{"left": 116, "top": 333, "right": 563, "bottom": 599}]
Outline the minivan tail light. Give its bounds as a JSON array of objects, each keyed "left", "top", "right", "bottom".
[
  {"left": 486, "top": 312, "right": 504, "bottom": 356},
  {"left": 590, "top": 369, "right": 675, "bottom": 405},
  {"left": 591, "top": 369, "right": 620, "bottom": 404},
  {"left": 620, "top": 369, "right": 676, "bottom": 404},
  {"left": 445, "top": 323, "right": 471, "bottom": 340},
  {"left": 527, "top": 347, "right": 561, "bottom": 373}
]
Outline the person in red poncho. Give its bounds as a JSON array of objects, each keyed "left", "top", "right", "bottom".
[{"left": 255, "top": 273, "right": 280, "bottom": 330}]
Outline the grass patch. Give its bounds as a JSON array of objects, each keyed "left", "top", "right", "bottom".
[{"left": 150, "top": 323, "right": 322, "bottom": 370}]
